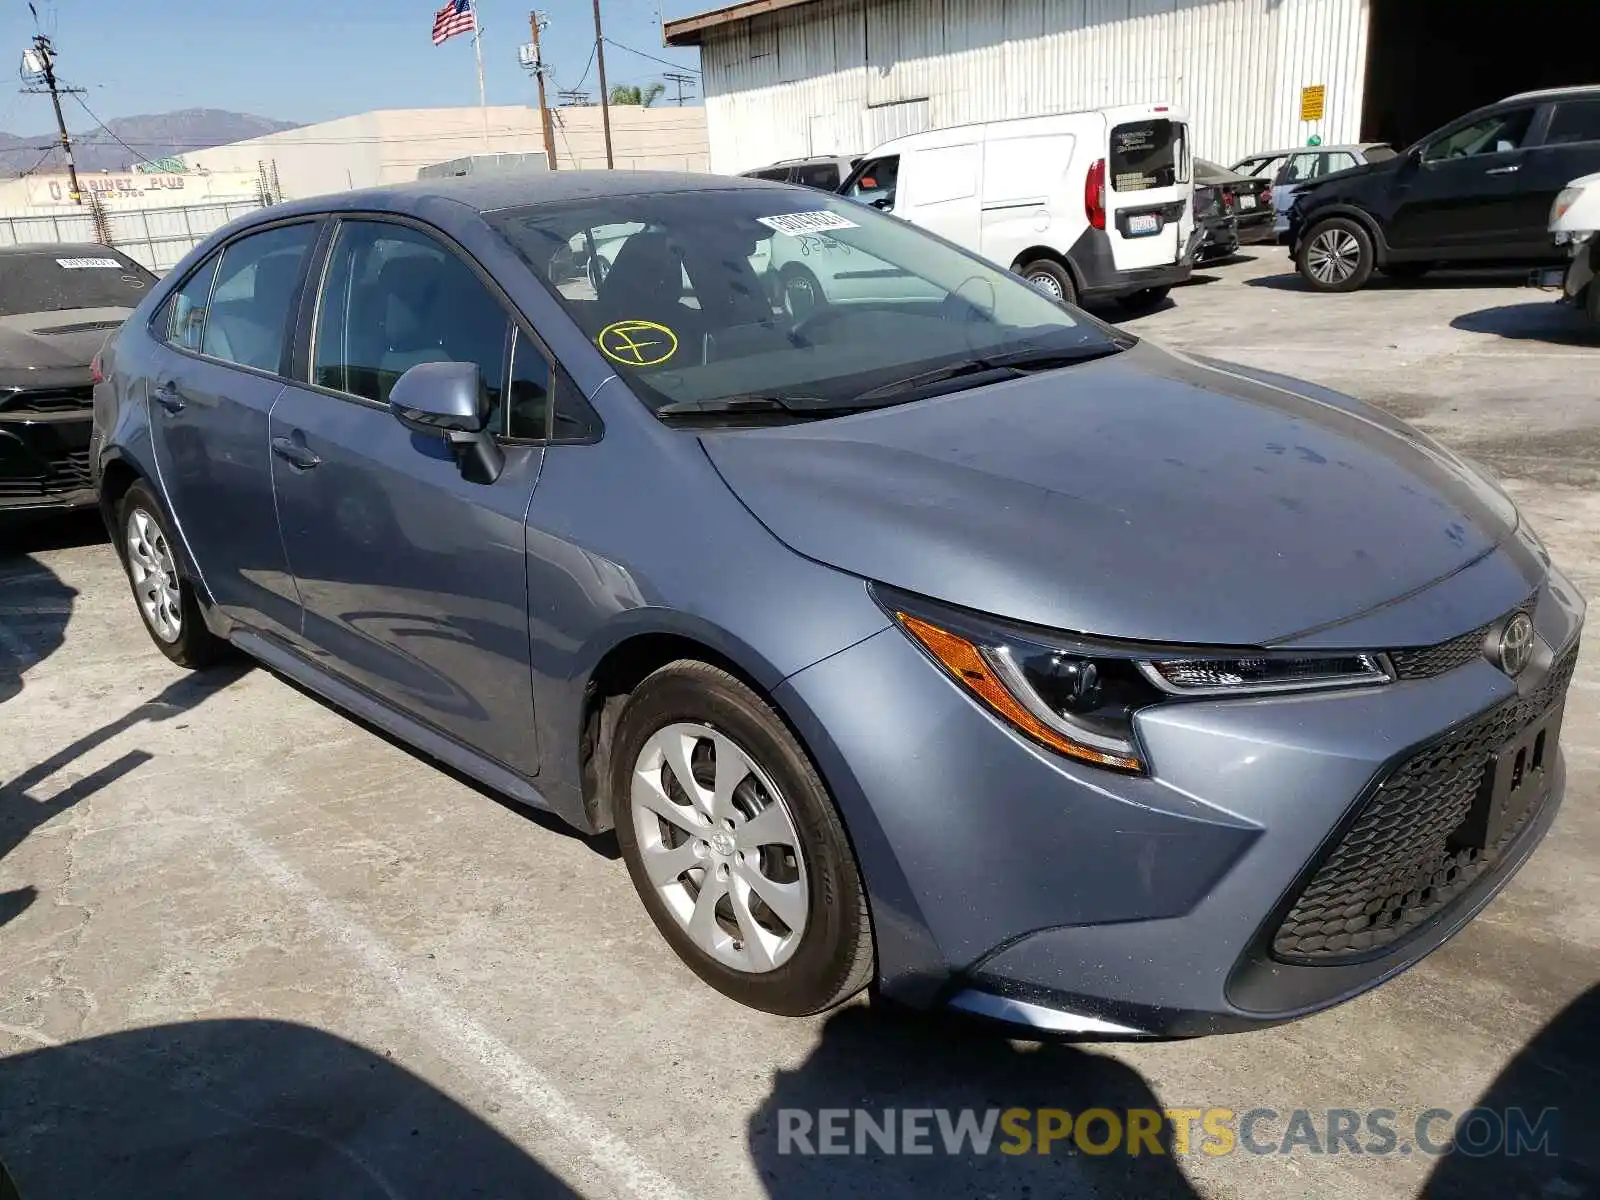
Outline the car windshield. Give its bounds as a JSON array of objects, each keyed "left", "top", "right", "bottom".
[
  {"left": 489, "top": 188, "right": 1125, "bottom": 416},
  {"left": 0, "top": 249, "right": 154, "bottom": 318}
]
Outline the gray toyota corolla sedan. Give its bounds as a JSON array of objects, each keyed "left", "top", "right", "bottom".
[{"left": 92, "top": 173, "right": 1584, "bottom": 1037}]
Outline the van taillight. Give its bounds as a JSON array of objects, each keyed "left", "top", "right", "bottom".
[
  {"left": 1085, "top": 159, "right": 1107, "bottom": 231},
  {"left": 90, "top": 352, "right": 104, "bottom": 385}
]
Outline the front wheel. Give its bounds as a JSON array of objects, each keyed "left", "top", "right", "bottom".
[
  {"left": 1297, "top": 218, "right": 1375, "bottom": 292},
  {"left": 611, "top": 661, "right": 874, "bottom": 1016}
]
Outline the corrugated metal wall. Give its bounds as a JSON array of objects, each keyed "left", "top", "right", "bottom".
[{"left": 700, "top": 0, "right": 1370, "bottom": 172}]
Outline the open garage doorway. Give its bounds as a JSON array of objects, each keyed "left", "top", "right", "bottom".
[{"left": 1362, "top": 0, "right": 1597, "bottom": 150}]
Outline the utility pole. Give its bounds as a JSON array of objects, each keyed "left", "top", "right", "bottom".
[
  {"left": 21, "top": 30, "right": 85, "bottom": 205},
  {"left": 527, "top": 12, "right": 557, "bottom": 170},
  {"left": 591, "top": 0, "right": 614, "bottom": 168},
  {"left": 662, "top": 71, "right": 696, "bottom": 107}
]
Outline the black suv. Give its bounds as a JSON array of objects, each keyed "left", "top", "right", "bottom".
[{"left": 1288, "top": 86, "right": 1600, "bottom": 291}]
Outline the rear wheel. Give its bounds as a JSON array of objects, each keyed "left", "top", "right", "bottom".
[
  {"left": 1118, "top": 286, "right": 1171, "bottom": 315},
  {"left": 1297, "top": 218, "right": 1375, "bottom": 292},
  {"left": 116, "top": 481, "right": 227, "bottom": 669},
  {"left": 1018, "top": 258, "right": 1078, "bottom": 306},
  {"left": 611, "top": 660, "right": 873, "bottom": 1016}
]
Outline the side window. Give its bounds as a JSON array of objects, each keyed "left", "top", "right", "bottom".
[
  {"left": 845, "top": 156, "right": 899, "bottom": 211},
  {"left": 793, "top": 162, "right": 841, "bottom": 190},
  {"left": 312, "top": 221, "right": 509, "bottom": 421},
  {"left": 749, "top": 167, "right": 790, "bottom": 182},
  {"left": 166, "top": 254, "right": 220, "bottom": 353},
  {"left": 1424, "top": 109, "right": 1536, "bottom": 162},
  {"left": 1320, "top": 152, "right": 1357, "bottom": 175},
  {"left": 506, "top": 328, "right": 551, "bottom": 440},
  {"left": 200, "top": 223, "right": 316, "bottom": 373},
  {"left": 1545, "top": 100, "right": 1600, "bottom": 146},
  {"left": 1283, "top": 153, "right": 1321, "bottom": 184}
]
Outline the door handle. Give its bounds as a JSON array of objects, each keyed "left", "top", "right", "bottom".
[
  {"left": 1485, "top": 165, "right": 1521, "bottom": 176},
  {"left": 271, "top": 435, "right": 323, "bottom": 470},
  {"left": 152, "top": 381, "right": 185, "bottom": 414}
]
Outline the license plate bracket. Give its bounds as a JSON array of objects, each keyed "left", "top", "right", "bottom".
[{"left": 1455, "top": 704, "right": 1563, "bottom": 852}]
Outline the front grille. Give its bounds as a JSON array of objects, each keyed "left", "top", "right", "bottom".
[
  {"left": 1388, "top": 593, "right": 1539, "bottom": 680},
  {"left": 0, "top": 386, "right": 94, "bottom": 415},
  {"left": 1272, "top": 642, "right": 1579, "bottom": 963},
  {"left": 0, "top": 448, "right": 91, "bottom": 498}
]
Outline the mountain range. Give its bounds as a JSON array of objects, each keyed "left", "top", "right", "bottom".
[{"left": 0, "top": 109, "right": 299, "bottom": 177}]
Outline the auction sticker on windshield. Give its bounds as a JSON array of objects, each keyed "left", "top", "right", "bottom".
[
  {"left": 758, "top": 211, "right": 860, "bottom": 237},
  {"left": 56, "top": 257, "right": 124, "bottom": 269},
  {"left": 597, "top": 319, "right": 679, "bottom": 367}
]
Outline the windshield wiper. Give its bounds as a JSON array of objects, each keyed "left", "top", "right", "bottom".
[
  {"left": 852, "top": 342, "right": 1127, "bottom": 405},
  {"left": 656, "top": 393, "right": 847, "bottom": 419}
]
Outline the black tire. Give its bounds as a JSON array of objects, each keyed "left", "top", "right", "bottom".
[
  {"left": 610, "top": 660, "right": 874, "bottom": 1016},
  {"left": 778, "top": 264, "right": 823, "bottom": 321},
  {"left": 1379, "top": 261, "right": 1431, "bottom": 279},
  {"left": 1018, "top": 258, "right": 1078, "bottom": 305},
  {"left": 1297, "top": 217, "right": 1375, "bottom": 292},
  {"left": 1587, "top": 280, "right": 1600, "bottom": 332},
  {"left": 115, "top": 481, "right": 228, "bottom": 669},
  {"left": 1118, "top": 286, "right": 1171, "bottom": 315}
]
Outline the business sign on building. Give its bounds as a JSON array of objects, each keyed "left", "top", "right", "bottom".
[{"left": 23, "top": 170, "right": 262, "bottom": 208}]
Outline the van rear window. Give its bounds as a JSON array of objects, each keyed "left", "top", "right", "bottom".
[{"left": 1110, "top": 119, "right": 1186, "bottom": 192}]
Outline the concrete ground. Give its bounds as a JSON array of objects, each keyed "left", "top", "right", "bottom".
[{"left": 2, "top": 249, "right": 1598, "bottom": 1200}]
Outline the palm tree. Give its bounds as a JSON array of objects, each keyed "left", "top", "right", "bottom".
[{"left": 609, "top": 81, "right": 666, "bottom": 108}]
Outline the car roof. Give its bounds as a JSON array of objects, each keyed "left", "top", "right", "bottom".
[
  {"left": 0, "top": 241, "right": 122, "bottom": 256},
  {"left": 1234, "top": 143, "right": 1387, "bottom": 161},
  {"left": 1501, "top": 83, "right": 1600, "bottom": 102},
  {"left": 265, "top": 170, "right": 782, "bottom": 222}
]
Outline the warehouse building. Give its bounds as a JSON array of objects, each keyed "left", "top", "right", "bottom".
[{"left": 664, "top": 0, "right": 1589, "bottom": 172}]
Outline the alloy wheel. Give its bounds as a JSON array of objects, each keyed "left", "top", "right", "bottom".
[
  {"left": 630, "top": 722, "right": 809, "bottom": 974},
  {"left": 125, "top": 506, "right": 183, "bottom": 643},
  {"left": 1306, "top": 228, "right": 1361, "bottom": 285}
]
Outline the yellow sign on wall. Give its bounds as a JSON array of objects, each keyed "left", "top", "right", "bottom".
[{"left": 1300, "top": 85, "right": 1327, "bottom": 123}]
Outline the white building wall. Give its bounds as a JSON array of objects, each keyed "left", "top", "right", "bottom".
[{"left": 699, "top": 0, "right": 1369, "bottom": 173}]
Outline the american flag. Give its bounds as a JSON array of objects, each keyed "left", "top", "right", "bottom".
[{"left": 431, "top": 0, "right": 476, "bottom": 46}]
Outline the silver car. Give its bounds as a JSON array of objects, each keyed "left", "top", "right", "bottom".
[{"left": 93, "top": 173, "right": 1583, "bottom": 1035}]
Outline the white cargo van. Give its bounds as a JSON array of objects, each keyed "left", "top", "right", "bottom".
[{"left": 838, "top": 104, "right": 1198, "bottom": 313}]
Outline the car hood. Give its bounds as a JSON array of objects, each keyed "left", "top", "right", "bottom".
[
  {"left": 699, "top": 343, "right": 1518, "bottom": 645},
  {"left": 0, "top": 307, "right": 132, "bottom": 373}
]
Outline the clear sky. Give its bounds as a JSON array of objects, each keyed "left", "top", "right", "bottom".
[{"left": 0, "top": 0, "right": 707, "bottom": 137}]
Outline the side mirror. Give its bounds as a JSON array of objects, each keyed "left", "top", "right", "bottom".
[{"left": 389, "top": 360, "right": 505, "bottom": 484}]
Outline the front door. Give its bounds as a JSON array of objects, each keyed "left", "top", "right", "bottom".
[
  {"left": 268, "top": 217, "right": 546, "bottom": 777},
  {"left": 1386, "top": 106, "right": 1540, "bottom": 255},
  {"left": 144, "top": 220, "right": 320, "bottom": 643}
]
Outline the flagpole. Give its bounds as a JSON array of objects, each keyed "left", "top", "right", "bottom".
[{"left": 473, "top": 11, "right": 489, "bottom": 152}]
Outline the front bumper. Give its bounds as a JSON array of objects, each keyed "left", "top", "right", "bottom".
[
  {"left": 0, "top": 410, "right": 95, "bottom": 516},
  {"left": 778, "top": 562, "right": 1585, "bottom": 1037}
]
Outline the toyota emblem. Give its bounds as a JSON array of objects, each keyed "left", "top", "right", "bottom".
[{"left": 1496, "top": 613, "right": 1535, "bottom": 677}]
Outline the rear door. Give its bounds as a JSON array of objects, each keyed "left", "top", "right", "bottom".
[
  {"left": 1105, "top": 115, "right": 1192, "bottom": 270},
  {"left": 1386, "top": 105, "right": 1541, "bottom": 254},
  {"left": 144, "top": 220, "right": 321, "bottom": 643},
  {"left": 979, "top": 129, "right": 1077, "bottom": 270},
  {"left": 1519, "top": 97, "right": 1600, "bottom": 257},
  {"left": 268, "top": 216, "right": 545, "bottom": 777}
]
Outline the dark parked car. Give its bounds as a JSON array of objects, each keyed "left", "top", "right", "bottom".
[
  {"left": 94, "top": 173, "right": 1583, "bottom": 1036},
  {"left": 739, "top": 155, "right": 860, "bottom": 192},
  {"left": 1289, "top": 85, "right": 1600, "bottom": 291},
  {"left": 1, "top": 243, "right": 154, "bottom": 521},
  {"left": 1192, "top": 181, "right": 1240, "bottom": 263},
  {"left": 1196, "top": 157, "right": 1272, "bottom": 243}
]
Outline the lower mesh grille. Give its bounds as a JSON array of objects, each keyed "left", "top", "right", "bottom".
[{"left": 1272, "top": 643, "right": 1578, "bottom": 963}]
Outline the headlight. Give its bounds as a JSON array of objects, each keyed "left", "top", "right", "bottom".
[
  {"left": 878, "top": 587, "right": 1391, "bottom": 774},
  {"left": 1553, "top": 186, "right": 1581, "bottom": 224}
]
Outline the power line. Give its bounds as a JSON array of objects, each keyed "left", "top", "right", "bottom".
[
  {"left": 69, "top": 91, "right": 165, "bottom": 169},
  {"left": 603, "top": 37, "right": 699, "bottom": 74},
  {"left": 568, "top": 42, "right": 598, "bottom": 97}
]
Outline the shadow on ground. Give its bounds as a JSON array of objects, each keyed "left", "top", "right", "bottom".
[
  {"left": 0, "top": 1019, "right": 576, "bottom": 1199},
  {"left": 1245, "top": 269, "right": 1533, "bottom": 293},
  {"left": 1450, "top": 301, "right": 1598, "bottom": 345},
  {"left": 0, "top": 665, "right": 248, "bottom": 928},
  {"left": 748, "top": 1004, "right": 1200, "bottom": 1199},
  {"left": 1422, "top": 984, "right": 1600, "bottom": 1200},
  {"left": 0, "top": 547, "right": 79, "bottom": 709}
]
